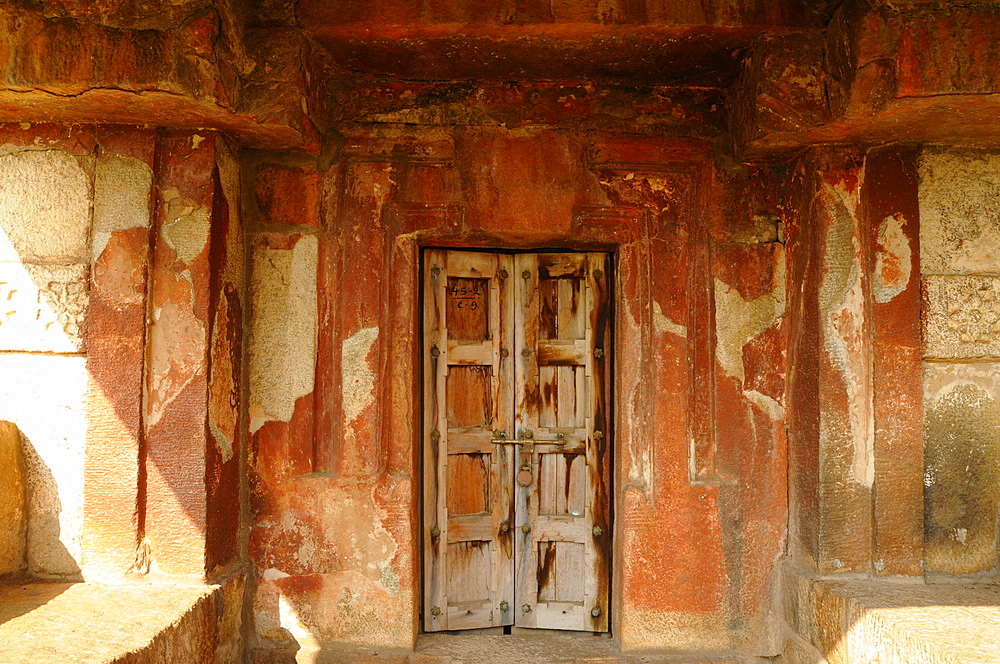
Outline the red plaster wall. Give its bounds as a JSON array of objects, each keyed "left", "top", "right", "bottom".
[
  {"left": 205, "top": 139, "right": 247, "bottom": 574},
  {"left": 247, "top": 126, "right": 788, "bottom": 655}
]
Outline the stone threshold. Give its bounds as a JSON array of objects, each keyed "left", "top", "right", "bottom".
[
  {"left": 253, "top": 633, "right": 770, "bottom": 664},
  {"left": 0, "top": 578, "right": 220, "bottom": 664}
]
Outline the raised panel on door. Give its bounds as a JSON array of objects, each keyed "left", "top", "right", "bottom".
[
  {"left": 513, "top": 252, "right": 611, "bottom": 632},
  {"left": 423, "top": 249, "right": 515, "bottom": 631}
]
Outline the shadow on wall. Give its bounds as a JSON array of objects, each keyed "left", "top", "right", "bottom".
[{"left": 22, "top": 433, "right": 81, "bottom": 580}]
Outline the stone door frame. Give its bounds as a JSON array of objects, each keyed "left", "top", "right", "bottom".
[{"left": 314, "top": 130, "right": 719, "bottom": 646}]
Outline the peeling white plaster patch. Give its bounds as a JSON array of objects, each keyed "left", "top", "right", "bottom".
[
  {"left": 714, "top": 249, "right": 785, "bottom": 385},
  {"left": 297, "top": 537, "right": 317, "bottom": 568},
  {"left": 145, "top": 293, "right": 207, "bottom": 429},
  {"left": 209, "top": 419, "right": 234, "bottom": 464},
  {"left": 743, "top": 389, "right": 785, "bottom": 421},
  {"left": 342, "top": 327, "right": 379, "bottom": 426},
  {"left": 92, "top": 153, "right": 152, "bottom": 262},
  {"left": 818, "top": 180, "right": 874, "bottom": 488},
  {"left": 263, "top": 568, "right": 290, "bottom": 581},
  {"left": 873, "top": 214, "right": 912, "bottom": 304},
  {"left": 380, "top": 565, "right": 400, "bottom": 594},
  {"left": 652, "top": 301, "right": 686, "bottom": 338},
  {"left": 621, "top": 299, "right": 653, "bottom": 498},
  {"left": 249, "top": 235, "right": 318, "bottom": 432},
  {"left": 161, "top": 188, "right": 210, "bottom": 265}
]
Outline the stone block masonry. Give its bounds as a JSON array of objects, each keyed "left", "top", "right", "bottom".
[
  {"left": 920, "top": 147, "right": 1000, "bottom": 576},
  {"left": 0, "top": 129, "right": 95, "bottom": 579},
  {"left": 0, "top": 123, "right": 246, "bottom": 584}
]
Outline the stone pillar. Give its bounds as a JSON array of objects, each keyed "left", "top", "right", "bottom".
[
  {"left": 787, "top": 145, "right": 926, "bottom": 577},
  {"left": 786, "top": 147, "right": 874, "bottom": 574},
  {"left": 862, "top": 145, "right": 924, "bottom": 577},
  {"left": 143, "top": 130, "right": 219, "bottom": 578},
  {"left": 82, "top": 127, "right": 156, "bottom": 580},
  {"left": 206, "top": 138, "right": 247, "bottom": 575}
]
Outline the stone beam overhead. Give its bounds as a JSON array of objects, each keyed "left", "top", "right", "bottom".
[
  {"left": 734, "top": 3, "right": 1000, "bottom": 159},
  {"left": 298, "top": 0, "right": 836, "bottom": 28},
  {"left": 304, "top": 26, "right": 795, "bottom": 86},
  {"left": 0, "top": 4, "right": 319, "bottom": 150},
  {"left": 297, "top": 0, "right": 835, "bottom": 84}
]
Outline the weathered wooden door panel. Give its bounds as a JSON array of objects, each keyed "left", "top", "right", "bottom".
[
  {"left": 424, "top": 249, "right": 515, "bottom": 632},
  {"left": 513, "top": 252, "right": 611, "bottom": 632},
  {"left": 424, "top": 250, "right": 610, "bottom": 634}
]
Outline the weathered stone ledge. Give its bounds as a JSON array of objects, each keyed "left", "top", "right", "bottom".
[
  {"left": 0, "top": 573, "right": 244, "bottom": 663},
  {"left": 781, "top": 562, "right": 1000, "bottom": 664},
  {"left": 0, "top": 89, "right": 309, "bottom": 150}
]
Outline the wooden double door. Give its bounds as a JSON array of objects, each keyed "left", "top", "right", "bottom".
[{"left": 423, "top": 249, "right": 611, "bottom": 633}]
